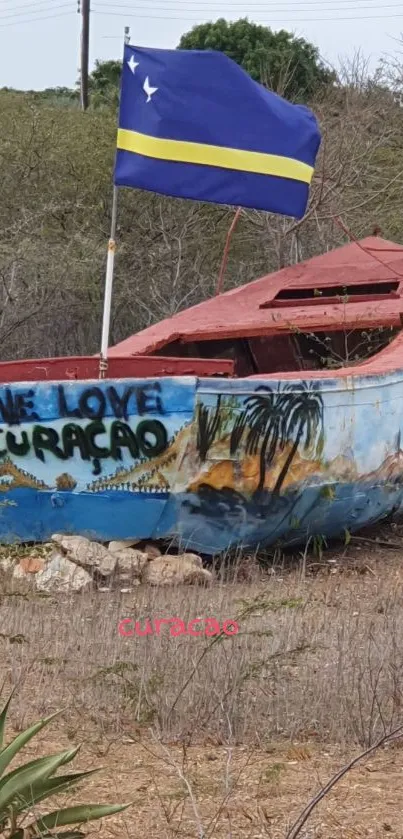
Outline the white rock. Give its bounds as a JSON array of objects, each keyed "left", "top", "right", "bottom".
[
  {"left": 97, "top": 553, "right": 117, "bottom": 577},
  {"left": 35, "top": 551, "right": 92, "bottom": 593},
  {"left": 178, "top": 552, "right": 203, "bottom": 568},
  {"left": 108, "top": 539, "right": 141, "bottom": 553},
  {"left": 114, "top": 548, "right": 148, "bottom": 582},
  {"left": 0, "top": 557, "right": 14, "bottom": 574},
  {"left": 143, "top": 542, "right": 162, "bottom": 560},
  {"left": 51, "top": 534, "right": 116, "bottom": 577},
  {"left": 141, "top": 554, "right": 212, "bottom": 587}
]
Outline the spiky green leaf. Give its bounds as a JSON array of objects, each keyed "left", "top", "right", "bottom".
[
  {"left": 1, "top": 746, "right": 79, "bottom": 790},
  {"left": 0, "top": 690, "right": 15, "bottom": 749},
  {"left": 33, "top": 802, "right": 131, "bottom": 831},
  {"left": 0, "top": 710, "right": 61, "bottom": 778},
  {"left": 0, "top": 749, "right": 78, "bottom": 815},
  {"left": 13, "top": 768, "right": 100, "bottom": 812}
]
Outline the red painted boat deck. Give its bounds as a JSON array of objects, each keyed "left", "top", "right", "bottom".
[
  {"left": 107, "top": 236, "right": 403, "bottom": 380},
  {"left": 3, "top": 237, "right": 403, "bottom": 384}
]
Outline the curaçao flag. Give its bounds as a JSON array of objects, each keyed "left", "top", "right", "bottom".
[{"left": 114, "top": 44, "right": 321, "bottom": 219}]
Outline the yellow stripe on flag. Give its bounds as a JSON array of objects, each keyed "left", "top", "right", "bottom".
[{"left": 117, "top": 128, "right": 314, "bottom": 184}]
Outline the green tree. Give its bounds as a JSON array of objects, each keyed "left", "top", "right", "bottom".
[
  {"left": 178, "top": 18, "right": 333, "bottom": 100},
  {"left": 84, "top": 59, "right": 122, "bottom": 108}
]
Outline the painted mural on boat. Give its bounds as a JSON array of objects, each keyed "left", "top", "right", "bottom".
[{"left": 1, "top": 373, "right": 403, "bottom": 552}]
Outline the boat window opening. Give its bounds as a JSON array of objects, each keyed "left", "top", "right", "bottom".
[
  {"left": 153, "top": 339, "right": 254, "bottom": 376},
  {"left": 153, "top": 326, "right": 400, "bottom": 374},
  {"left": 285, "top": 326, "right": 400, "bottom": 371},
  {"left": 247, "top": 328, "right": 399, "bottom": 372},
  {"left": 261, "top": 280, "right": 400, "bottom": 308}
]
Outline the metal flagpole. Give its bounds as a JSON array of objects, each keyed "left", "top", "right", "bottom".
[{"left": 99, "top": 25, "right": 130, "bottom": 379}]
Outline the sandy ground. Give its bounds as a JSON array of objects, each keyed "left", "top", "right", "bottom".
[
  {"left": 2, "top": 521, "right": 403, "bottom": 837},
  {"left": 15, "top": 728, "right": 403, "bottom": 838}
]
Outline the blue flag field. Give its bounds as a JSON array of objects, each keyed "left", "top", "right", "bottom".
[{"left": 114, "top": 44, "right": 321, "bottom": 219}]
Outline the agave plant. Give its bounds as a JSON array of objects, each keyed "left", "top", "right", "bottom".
[{"left": 0, "top": 693, "right": 130, "bottom": 838}]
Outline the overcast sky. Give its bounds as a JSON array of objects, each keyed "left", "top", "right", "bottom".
[{"left": 1, "top": 0, "right": 401, "bottom": 91}]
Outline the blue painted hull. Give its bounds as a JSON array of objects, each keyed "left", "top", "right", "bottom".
[
  {"left": 0, "top": 371, "right": 403, "bottom": 553},
  {"left": 0, "top": 481, "right": 400, "bottom": 554}
]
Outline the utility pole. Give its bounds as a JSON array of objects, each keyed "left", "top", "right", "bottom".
[{"left": 79, "top": 0, "right": 90, "bottom": 110}]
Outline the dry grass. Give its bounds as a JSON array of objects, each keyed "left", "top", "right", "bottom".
[
  {"left": 2, "top": 525, "right": 403, "bottom": 836},
  {"left": 2, "top": 545, "right": 403, "bottom": 747}
]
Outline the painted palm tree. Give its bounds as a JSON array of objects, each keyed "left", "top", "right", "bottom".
[
  {"left": 272, "top": 382, "right": 324, "bottom": 496},
  {"left": 197, "top": 395, "right": 222, "bottom": 462},
  {"left": 231, "top": 385, "right": 287, "bottom": 496},
  {"left": 229, "top": 409, "right": 248, "bottom": 456}
]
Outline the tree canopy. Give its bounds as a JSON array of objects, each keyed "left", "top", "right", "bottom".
[
  {"left": 178, "top": 18, "right": 334, "bottom": 100},
  {"left": 78, "top": 19, "right": 333, "bottom": 106},
  {"left": 78, "top": 59, "right": 122, "bottom": 108}
]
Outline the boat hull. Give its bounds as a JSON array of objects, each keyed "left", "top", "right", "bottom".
[{"left": 0, "top": 372, "right": 402, "bottom": 553}]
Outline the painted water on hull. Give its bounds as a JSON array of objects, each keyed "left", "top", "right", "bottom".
[
  {"left": 174, "top": 482, "right": 403, "bottom": 553},
  {"left": 0, "top": 481, "right": 401, "bottom": 553},
  {"left": 0, "top": 488, "right": 173, "bottom": 544},
  {"left": 1, "top": 371, "right": 403, "bottom": 553}
]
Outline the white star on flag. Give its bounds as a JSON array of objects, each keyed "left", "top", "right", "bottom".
[
  {"left": 126, "top": 56, "right": 158, "bottom": 103},
  {"left": 127, "top": 54, "right": 139, "bottom": 74},
  {"left": 143, "top": 76, "right": 158, "bottom": 103}
]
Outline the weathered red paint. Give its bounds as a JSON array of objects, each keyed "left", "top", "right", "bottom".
[
  {"left": 0, "top": 355, "right": 234, "bottom": 384},
  {"left": 108, "top": 237, "right": 403, "bottom": 380},
  {"left": 259, "top": 292, "right": 399, "bottom": 308},
  {"left": 3, "top": 236, "right": 403, "bottom": 384}
]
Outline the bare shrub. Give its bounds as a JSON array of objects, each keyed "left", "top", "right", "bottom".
[{"left": 1, "top": 53, "right": 403, "bottom": 361}]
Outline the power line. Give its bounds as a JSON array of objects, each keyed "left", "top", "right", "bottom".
[
  {"left": 0, "top": 0, "right": 59, "bottom": 8},
  {"left": 0, "top": 3, "right": 72, "bottom": 20},
  {"left": 0, "top": 9, "right": 74, "bottom": 26},
  {"left": 93, "top": 7, "right": 403, "bottom": 21},
  {"left": 0, "top": 0, "right": 65, "bottom": 9},
  {"left": 101, "top": 0, "right": 396, "bottom": 5},
  {"left": 94, "top": 2, "right": 403, "bottom": 13}
]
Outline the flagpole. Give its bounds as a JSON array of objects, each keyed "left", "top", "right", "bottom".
[{"left": 99, "top": 25, "right": 130, "bottom": 380}]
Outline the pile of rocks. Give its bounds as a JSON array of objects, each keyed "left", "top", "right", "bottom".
[{"left": 11, "top": 535, "right": 213, "bottom": 592}]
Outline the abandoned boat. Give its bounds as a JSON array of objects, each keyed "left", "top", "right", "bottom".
[{"left": 1, "top": 234, "right": 403, "bottom": 554}]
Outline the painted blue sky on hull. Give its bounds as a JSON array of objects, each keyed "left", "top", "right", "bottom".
[
  {"left": 0, "top": 415, "right": 184, "bottom": 490},
  {"left": 0, "top": 377, "right": 196, "bottom": 491},
  {"left": 198, "top": 374, "right": 403, "bottom": 476},
  {"left": 0, "top": 377, "right": 196, "bottom": 425}
]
